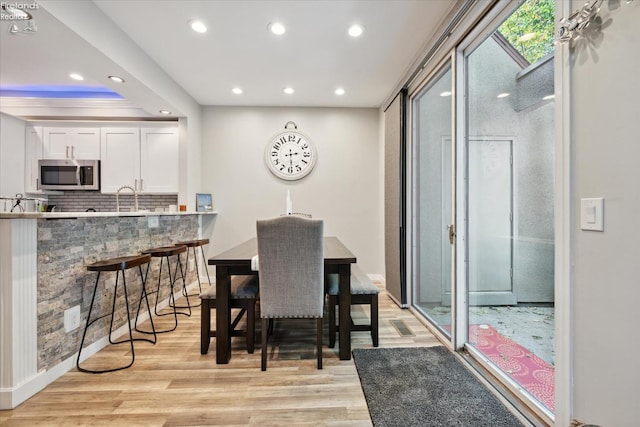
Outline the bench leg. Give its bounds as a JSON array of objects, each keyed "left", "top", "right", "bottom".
[
  {"left": 371, "top": 294, "right": 379, "bottom": 347},
  {"left": 246, "top": 300, "right": 255, "bottom": 354},
  {"left": 328, "top": 295, "right": 337, "bottom": 348},
  {"left": 317, "top": 317, "right": 323, "bottom": 370},
  {"left": 261, "top": 318, "right": 268, "bottom": 371},
  {"left": 201, "top": 299, "right": 211, "bottom": 354}
]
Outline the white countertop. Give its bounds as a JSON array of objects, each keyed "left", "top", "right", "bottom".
[{"left": 0, "top": 211, "right": 218, "bottom": 219}]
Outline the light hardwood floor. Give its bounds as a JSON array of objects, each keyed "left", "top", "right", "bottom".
[{"left": 0, "top": 283, "right": 441, "bottom": 426}]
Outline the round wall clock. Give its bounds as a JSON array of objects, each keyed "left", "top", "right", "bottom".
[{"left": 264, "top": 122, "right": 317, "bottom": 181}]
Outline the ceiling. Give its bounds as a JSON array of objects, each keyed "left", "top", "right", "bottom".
[{"left": 0, "top": 0, "right": 456, "bottom": 117}]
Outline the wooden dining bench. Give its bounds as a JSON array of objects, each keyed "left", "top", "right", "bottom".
[
  {"left": 326, "top": 265, "right": 379, "bottom": 348},
  {"left": 200, "top": 275, "right": 259, "bottom": 355}
]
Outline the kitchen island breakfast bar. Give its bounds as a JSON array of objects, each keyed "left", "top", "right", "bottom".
[{"left": 0, "top": 211, "right": 216, "bottom": 409}]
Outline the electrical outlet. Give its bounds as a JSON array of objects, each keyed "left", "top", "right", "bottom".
[{"left": 64, "top": 305, "right": 81, "bottom": 333}]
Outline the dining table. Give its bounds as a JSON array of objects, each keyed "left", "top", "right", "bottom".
[{"left": 208, "top": 236, "right": 356, "bottom": 364}]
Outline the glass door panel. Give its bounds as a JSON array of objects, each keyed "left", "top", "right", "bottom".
[
  {"left": 464, "top": 0, "right": 555, "bottom": 414},
  {"left": 412, "top": 65, "right": 453, "bottom": 336}
]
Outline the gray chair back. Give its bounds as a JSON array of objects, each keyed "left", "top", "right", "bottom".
[{"left": 256, "top": 216, "right": 324, "bottom": 318}]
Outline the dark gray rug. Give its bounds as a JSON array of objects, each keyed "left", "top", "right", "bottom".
[{"left": 353, "top": 346, "right": 523, "bottom": 426}]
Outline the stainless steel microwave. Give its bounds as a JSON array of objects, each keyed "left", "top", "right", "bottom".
[{"left": 38, "top": 159, "right": 100, "bottom": 191}]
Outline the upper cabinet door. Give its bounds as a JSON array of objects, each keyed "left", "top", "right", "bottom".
[
  {"left": 100, "top": 128, "right": 141, "bottom": 193},
  {"left": 42, "top": 128, "right": 70, "bottom": 159},
  {"left": 140, "top": 127, "right": 179, "bottom": 193},
  {"left": 71, "top": 128, "right": 100, "bottom": 159},
  {"left": 42, "top": 128, "right": 100, "bottom": 160}
]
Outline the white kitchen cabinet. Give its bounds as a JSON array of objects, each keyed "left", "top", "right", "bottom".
[
  {"left": 100, "top": 126, "right": 178, "bottom": 194},
  {"left": 24, "top": 126, "right": 43, "bottom": 193},
  {"left": 42, "top": 127, "right": 100, "bottom": 160},
  {"left": 140, "top": 127, "right": 179, "bottom": 193}
]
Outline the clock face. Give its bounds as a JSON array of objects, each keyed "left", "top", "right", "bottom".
[{"left": 265, "top": 130, "right": 317, "bottom": 180}]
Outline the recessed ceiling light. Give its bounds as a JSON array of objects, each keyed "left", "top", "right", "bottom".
[
  {"left": 108, "top": 75, "right": 125, "bottom": 83},
  {"left": 189, "top": 20, "right": 207, "bottom": 34},
  {"left": 159, "top": 110, "right": 171, "bottom": 115},
  {"left": 69, "top": 73, "right": 84, "bottom": 81},
  {"left": 542, "top": 94, "right": 555, "bottom": 100},
  {"left": 497, "top": 92, "right": 510, "bottom": 98},
  {"left": 269, "top": 22, "right": 286, "bottom": 35},
  {"left": 335, "top": 87, "right": 345, "bottom": 96},
  {"left": 347, "top": 24, "right": 365, "bottom": 38},
  {"left": 232, "top": 87, "right": 243, "bottom": 95},
  {"left": 283, "top": 87, "right": 294, "bottom": 95},
  {"left": 440, "top": 91, "right": 452, "bottom": 97}
]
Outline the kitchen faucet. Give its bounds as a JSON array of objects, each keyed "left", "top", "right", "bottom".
[{"left": 116, "top": 185, "right": 138, "bottom": 212}]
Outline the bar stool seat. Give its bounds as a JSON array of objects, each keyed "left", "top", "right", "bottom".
[
  {"left": 136, "top": 245, "right": 189, "bottom": 335},
  {"left": 78, "top": 254, "right": 155, "bottom": 374},
  {"left": 173, "top": 239, "right": 212, "bottom": 308}
]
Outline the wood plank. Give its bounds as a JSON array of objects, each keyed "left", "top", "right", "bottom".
[{"left": 2, "top": 284, "right": 440, "bottom": 425}]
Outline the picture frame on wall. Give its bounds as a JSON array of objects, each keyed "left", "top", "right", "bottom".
[{"left": 196, "top": 193, "right": 213, "bottom": 212}]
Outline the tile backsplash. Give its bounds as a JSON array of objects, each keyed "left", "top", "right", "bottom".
[{"left": 47, "top": 191, "right": 178, "bottom": 213}]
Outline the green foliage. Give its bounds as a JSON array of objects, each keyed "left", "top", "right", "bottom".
[{"left": 498, "top": 0, "right": 555, "bottom": 64}]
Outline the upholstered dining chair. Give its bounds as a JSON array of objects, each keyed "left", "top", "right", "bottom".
[{"left": 256, "top": 215, "right": 324, "bottom": 371}]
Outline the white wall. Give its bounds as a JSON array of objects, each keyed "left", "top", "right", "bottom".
[
  {"left": 0, "top": 113, "right": 26, "bottom": 199},
  {"left": 571, "top": 2, "right": 640, "bottom": 425},
  {"left": 201, "top": 106, "right": 383, "bottom": 275}
]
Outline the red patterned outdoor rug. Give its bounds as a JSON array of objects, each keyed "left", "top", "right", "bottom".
[{"left": 469, "top": 324, "right": 555, "bottom": 411}]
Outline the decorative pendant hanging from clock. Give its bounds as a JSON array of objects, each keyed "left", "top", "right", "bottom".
[{"left": 264, "top": 121, "right": 317, "bottom": 181}]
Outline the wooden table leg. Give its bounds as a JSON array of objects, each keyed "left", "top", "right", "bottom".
[
  {"left": 215, "top": 265, "right": 231, "bottom": 364},
  {"left": 338, "top": 263, "right": 352, "bottom": 360}
]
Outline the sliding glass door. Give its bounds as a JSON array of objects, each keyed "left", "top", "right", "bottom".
[
  {"left": 411, "top": 63, "right": 453, "bottom": 337},
  {"left": 464, "top": 0, "right": 555, "bottom": 415},
  {"left": 409, "top": 0, "right": 556, "bottom": 419}
]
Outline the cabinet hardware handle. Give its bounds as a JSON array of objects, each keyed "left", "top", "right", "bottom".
[
  {"left": 66, "top": 146, "right": 69, "bottom": 158},
  {"left": 71, "top": 145, "right": 75, "bottom": 159}
]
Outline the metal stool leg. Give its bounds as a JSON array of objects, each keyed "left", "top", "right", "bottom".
[
  {"left": 134, "top": 263, "right": 157, "bottom": 342},
  {"left": 174, "top": 246, "right": 201, "bottom": 308},
  {"left": 145, "top": 256, "right": 179, "bottom": 333},
  {"left": 77, "top": 270, "right": 135, "bottom": 373},
  {"left": 169, "top": 251, "right": 193, "bottom": 315}
]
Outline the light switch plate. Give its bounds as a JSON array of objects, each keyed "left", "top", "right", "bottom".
[
  {"left": 148, "top": 216, "right": 159, "bottom": 228},
  {"left": 580, "top": 198, "right": 604, "bottom": 231}
]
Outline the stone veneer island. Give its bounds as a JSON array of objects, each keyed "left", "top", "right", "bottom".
[{"left": 0, "top": 211, "right": 216, "bottom": 409}]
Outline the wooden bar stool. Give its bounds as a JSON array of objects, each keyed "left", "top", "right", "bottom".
[
  {"left": 173, "top": 238, "right": 212, "bottom": 308},
  {"left": 77, "top": 254, "right": 155, "bottom": 374},
  {"left": 136, "top": 245, "right": 189, "bottom": 335}
]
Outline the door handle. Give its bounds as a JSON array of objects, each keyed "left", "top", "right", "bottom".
[
  {"left": 66, "top": 145, "right": 69, "bottom": 158},
  {"left": 447, "top": 224, "right": 456, "bottom": 245}
]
